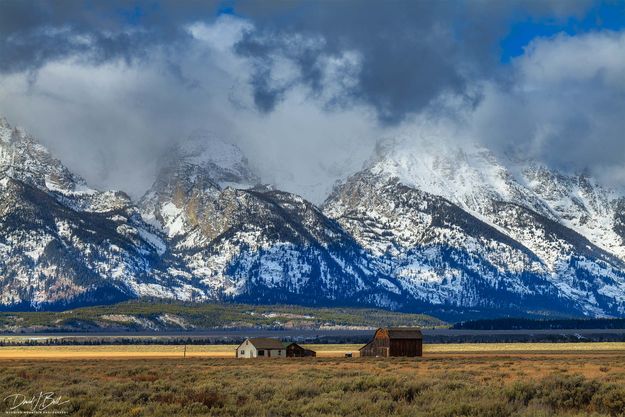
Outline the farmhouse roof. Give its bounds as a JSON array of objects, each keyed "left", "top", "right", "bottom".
[
  {"left": 385, "top": 327, "right": 423, "bottom": 339},
  {"left": 247, "top": 337, "right": 285, "bottom": 349}
]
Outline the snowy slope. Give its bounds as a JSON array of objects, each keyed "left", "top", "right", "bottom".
[
  {"left": 4, "top": 115, "right": 625, "bottom": 318},
  {"left": 0, "top": 118, "right": 210, "bottom": 309},
  {"left": 324, "top": 137, "right": 625, "bottom": 316},
  {"left": 367, "top": 137, "right": 625, "bottom": 262},
  {"left": 140, "top": 134, "right": 404, "bottom": 308}
]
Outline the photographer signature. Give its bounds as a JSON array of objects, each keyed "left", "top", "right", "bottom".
[{"left": 3, "top": 392, "right": 69, "bottom": 413}]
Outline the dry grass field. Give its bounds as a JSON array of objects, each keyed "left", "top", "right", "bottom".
[
  {"left": 1, "top": 342, "right": 625, "bottom": 359},
  {"left": 1, "top": 344, "right": 625, "bottom": 416}
]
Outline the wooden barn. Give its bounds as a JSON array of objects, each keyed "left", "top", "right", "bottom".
[
  {"left": 359, "top": 327, "right": 423, "bottom": 357},
  {"left": 286, "top": 343, "right": 316, "bottom": 357},
  {"left": 235, "top": 338, "right": 286, "bottom": 358}
]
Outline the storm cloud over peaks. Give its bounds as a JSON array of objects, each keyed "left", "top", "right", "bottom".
[
  {"left": 0, "top": 0, "right": 594, "bottom": 121},
  {"left": 233, "top": 2, "right": 475, "bottom": 123},
  {"left": 232, "top": 0, "right": 597, "bottom": 123},
  {"left": 0, "top": 1, "right": 225, "bottom": 73},
  {"left": 0, "top": 1, "right": 624, "bottom": 202},
  {"left": 470, "top": 30, "right": 625, "bottom": 181}
]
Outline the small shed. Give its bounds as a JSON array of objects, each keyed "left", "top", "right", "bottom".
[
  {"left": 235, "top": 338, "right": 286, "bottom": 358},
  {"left": 286, "top": 343, "right": 316, "bottom": 357},
  {"left": 359, "top": 327, "right": 423, "bottom": 357}
]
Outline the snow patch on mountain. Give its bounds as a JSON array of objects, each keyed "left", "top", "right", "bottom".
[
  {"left": 4, "top": 115, "right": 625, "bottom": 318},
  {"left": 368, "top": 135, "right": 625, "bottom": 263}
]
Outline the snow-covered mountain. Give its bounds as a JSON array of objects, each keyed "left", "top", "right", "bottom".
[
  {"left": 0, "top": 118, "right": 208, "bottom": 309},
  {"left": 139, "top": 132, "right": 403, "bottom": 307},
  {"left": 323, "top": 137, "right": 625, "bottom": 317},
  {"left": 3, "top": 117, "right": 625, "bottom": 318},
  {"left": 365, "top": 138, "right": 625, "bottom": 262}
]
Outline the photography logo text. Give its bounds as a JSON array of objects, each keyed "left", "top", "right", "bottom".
[{"left": 2, "top": 392, "right": 70, "bottom": 415}]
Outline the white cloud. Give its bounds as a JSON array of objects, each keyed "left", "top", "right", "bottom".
[
  {"left": 0, "top": 15, "right": 378, "bottom": 202},
  {"left": 467, "top": 31, "right": 625, "bottom": 187},
  {"left": 1, "top": 10, "right": 625, "bottom": 203},
  {"left": 518, "top": 31, "right": 625, "bottom": 89},
  {"left": 186, "top": 15, "right": 253, "bottom": 50}
]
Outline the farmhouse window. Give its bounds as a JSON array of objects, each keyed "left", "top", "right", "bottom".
[{"left": 258, "top": 350, "right": 265, "bottom": 356}]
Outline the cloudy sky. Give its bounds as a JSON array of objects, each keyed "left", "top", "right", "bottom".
[{"left": 0, "top": 0, "right": 624, "bottom": 202}]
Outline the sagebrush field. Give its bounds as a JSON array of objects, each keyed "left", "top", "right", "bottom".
[{"left": 2, "top": 347, "right": 625, "bottom": 416}]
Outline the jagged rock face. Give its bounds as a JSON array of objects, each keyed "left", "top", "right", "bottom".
[
  {"left": 323, "top": 172, "right": 557, "bottom": 312},
  {"left": 140, "top": 131, "right": 258, "bottom": 239},
  {"left": 185, "top": 188, "right": 404, "bottom": 307},
  {"left": 323, "top": 140, "right": 625, "bottom": 317},
  {"left": 366, "top": 138, "right": 625, "bottom": 262},
  {"left": 1, "top": 118, "right": 79, "bottom": 193},
  {"left": 175, "top": 130, "right": 260, "bottom": 187},
  {"left": 522, "top": 166, "right": 625, "bottom": 261},
  {"left": 4, "top": 116, "right": 625, "bottom": 318},
  {"left": 0, "top": 119, "right": 208, "bottom": 309},
  {"left": 140, "top": 135, "right": 403, "bottom": 308}
]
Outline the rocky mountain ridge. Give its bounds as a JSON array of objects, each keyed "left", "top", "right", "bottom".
[
  {"left": 0, "top": 118, "right": 209, "bottom": 309},
  {"left": 3, "top": 117, "right": 625, "bottom": 318}
]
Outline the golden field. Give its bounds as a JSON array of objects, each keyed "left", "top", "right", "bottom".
[
  {"left": 2, "top": 342, "right": 625, "bottom": 359},
  {"left": 1, "top": 347, "right": 625, "bottom": 416}
]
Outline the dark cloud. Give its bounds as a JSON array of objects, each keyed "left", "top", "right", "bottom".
[
  {"left": 233, "top": 1, "right": 467, "bottom": 123},
  {"left": 0, "top": 0, "right": 221, "bottom": 73},
  {"left": 0, "top": 0, "right": 595, "bottom": 122},
  {"left": 1, "top": 0, "right": 623, "bottom": 202},
  {"left": 234, "top": 29, "right": 326, "bottom": 112},
  {"left": 232, "top": 0, "right": 595, "bottom": 124}
]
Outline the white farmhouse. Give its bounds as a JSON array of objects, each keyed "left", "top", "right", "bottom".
[{"left": 235, "top": 338, "right": 286, "bottom": 358}]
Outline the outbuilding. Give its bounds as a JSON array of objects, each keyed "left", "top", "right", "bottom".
[
  {"left": 286, "top": 343, "right": 316, "bottom": 357},
  {"left": 359, "top": 327, "right": 423, "bottom": 357},
  {"left": 235, "top": 338, "right": 286, "bottom": 358}
]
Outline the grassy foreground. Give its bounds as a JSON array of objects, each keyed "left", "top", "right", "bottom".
[{"left": 2, "top": 351, "right": 625, "bottom": 416}]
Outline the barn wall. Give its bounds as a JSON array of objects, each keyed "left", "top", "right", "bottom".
[
  {"left": 389, "top": 339, "right": 422, "bottom": 357},
  {"left": 361, "top": 329, "right": 423, "bottom": 357},
  {"left": 273, "top": 349, "right": 285, "bottom": 357},
  {"left": 256, "top": 348, "right": 285, "bottom": 358}
]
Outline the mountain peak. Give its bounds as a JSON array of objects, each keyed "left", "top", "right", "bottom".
[
  {"left": 0, "top": 117, "right": 86, "bottom": 193},
  {"left": 169, "top": 130, "right": 259, "bottom": 188},
  {"left": 4, "top": 119, "right": 625, "bottom": 318}
]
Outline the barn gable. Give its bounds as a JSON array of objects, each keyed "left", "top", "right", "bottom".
[
  {"left": 360, "top": 327, "right": 423, "bottom": 357},
  {"left": 286, "top": 343, "right": 316, "bottom": 357}
]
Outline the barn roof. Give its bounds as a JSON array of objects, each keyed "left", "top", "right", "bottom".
[
  {"left": 247, "top": 338, "right": 285, "bottom": 349},
  {"left": 383, "top": 327, "right": 423, "bottom": 339},
  {"left": 286, "top": 343, "right": 316, "bottom": 353},
  {"left": 358, "top": 340, "right": 374, "bottom": 351}
]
